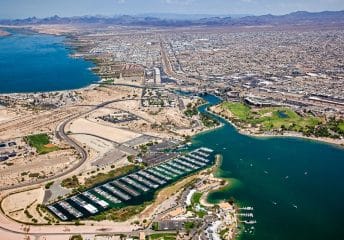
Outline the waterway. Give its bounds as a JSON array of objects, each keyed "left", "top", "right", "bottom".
[
  {"left": 191, "top": 94, "right": 344, "bottom": 240},
  {"left": 0, "top": 29, "right": 99, "bottom": 93}
]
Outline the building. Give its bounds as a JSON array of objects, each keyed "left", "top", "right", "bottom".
[{"left": 154, "top": 67, "right": 161, "bottom": 85}]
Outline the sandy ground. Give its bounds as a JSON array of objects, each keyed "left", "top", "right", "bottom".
[
  {"left": 80, "top": 85, "right": 141, "bottom": 106},
  {"left": 2, "top": 187, "right": 46, "bottom": 223},
  {"left": 0, "top": 108, "right": 16, "bottom": 123},
  {"left": 0, "top": 149, "right": 75, "bottom": 188},
  {"left": 0, "top": 79, "right": 222, "bottom": 238},
  {"left": 0, "top": 106, "right": 87, "bottom": 140},
  {"left": 71, "top": 134, "right": 114, "bottom": 156},
  {"left": 69, "top": 118, "right": 141, "bottom": 143},
  {"left": 111, "top": 97, "right": 196, "bottom": 140},
  {"left": 30, "top": 24, "right": 82, "bottom": 36}
]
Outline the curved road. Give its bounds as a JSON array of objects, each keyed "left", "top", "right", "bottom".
[
  {"left": 0, "top": 98, "right": 138, "bottom": 191},
  {"left": 0, "top": 93, "right": 178, "bottom": 237}
]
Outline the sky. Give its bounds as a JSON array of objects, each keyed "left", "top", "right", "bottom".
[{"left": 0, "top": 0, "right": 343, "bottom": 19}]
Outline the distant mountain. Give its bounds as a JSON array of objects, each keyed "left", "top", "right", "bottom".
[
  {"left": 134, "top": 13, "right": 249, "bottom": 20},
  {"left": 235, "top": 11, "right": 344, "bottom": 25},
  {"left": 0, "top": 10, "right": 343, "bottom": 27}
]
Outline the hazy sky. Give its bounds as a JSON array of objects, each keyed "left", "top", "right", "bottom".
[{"left": 0, "top": 0, "right": 343, "bottom": 19}]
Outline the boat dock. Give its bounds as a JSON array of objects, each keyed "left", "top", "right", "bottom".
[
  {"left": 70, "top": 196, "right": 98, "bottom": 214},
  {"left": 121, "top": 176, "right": 150, "bottom": 192},
  {"left": 58, "top": 201, "right": 83, "bottom": 218},
  {"left": 146, "top": 168, "right": 172, "bottom": 181},
  {"left": 112, "top": 180, "right": 140, "bottom": 197},
  {"left": 137, "top": 170, "right": 166, "bottom": 185},
  {"left": 102, "top": 183, "right": 131, "bottom": 201},
  {"left": 93, "top": 187, "right": 122, "bottom": 204},
  {"left": 47, "top": 205, "right": 68, "bottom": 221},
  {"left": 47, "top": 147, "right": 214, "bottom": 221},
  {"left": 129, "top": 173, "right": 159, "bottom": 189},
  {"left": 82, "top": 191, "right": 109, "bottom": 209}
]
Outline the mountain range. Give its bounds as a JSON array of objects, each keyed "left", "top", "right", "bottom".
[{"left": 0, "top": 10, "right": 343, "bottom": 27}]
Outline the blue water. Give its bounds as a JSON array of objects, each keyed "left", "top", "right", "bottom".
[
  {"left": 0, "top": 30, "right": 99, "bottom": 93},
  {"left": 191, "top": 94, "right": 344, "bottom": 240}
]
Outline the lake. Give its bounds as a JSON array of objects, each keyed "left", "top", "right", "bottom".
[
  {"left": 192, "top": 94, "right": 344, "bottom": 240},
  {"left": 0, "top": 29, "right": 99, "bottom": 93}
]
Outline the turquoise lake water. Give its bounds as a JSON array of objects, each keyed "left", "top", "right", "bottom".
[
  {"left": 0, "top": 30, "right": 99, "bottom": 93},
  {"left": 192, "top": 94, "right": 344, "bottom": 240}
]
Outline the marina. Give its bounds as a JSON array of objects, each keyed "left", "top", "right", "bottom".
[
  {"left": 70, "top": 196, "right": 98, "bottom": 214},
  {"left": 137, "top": 171, "right": 166, "bottom": 185},
  {"left": 180, "top": 156, "right": 206, "bottom": 166},
  {"left": 93, "top": 187, "right": 122, "bottom": 204},
  {"left": 112, "top": 180, "right": 140, "bottom": 197},
  {"left": 82, "top": 191, "right": 109, "bottom": 209},
  {"left": 121, "top": 176, "right": 150, "bottom": 192},
  {"left": 47, "top": 147, "right": 215, "bottom": 221},
  {"left": 146, "top": 168, "right": 172, "bottom": 181},
  {"left": 58, "top": 201, "right": 83, "bottom": 218},
  {"left": 102, "top": 183, "right": 131, "bottom": 201},
  {"left": 159, "top": 164, "right": 184, "bottom": 175},
  {"left": 174, "top": 158, "right": 198, "bottom": 169},
  {"left": 153, "top": 166, "right": 178, "bottom": 178},
  {"left": 47, "top": 206, "right": 68, "bottom": 221},
  {"left": 166, "top": 161, "right": 191, "bottom": 172},
  {"left": 129, "top": 173, "right": 160, "bottom": 189}
]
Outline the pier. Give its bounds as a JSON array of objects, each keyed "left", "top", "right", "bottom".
[
  {"left": 47, "top": 147, "right": 214, "bottom": 221},
  {"left": 121, "top": 176, "right": 150, "bottom": 192}
]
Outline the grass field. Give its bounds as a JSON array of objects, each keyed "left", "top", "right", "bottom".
[
  {"left": 24, "top": 133, "right": 59, "bottom": 154},
  {"left": 339, "top": 122, "right": 344, "bottom": 131},
  {"left": 149, "top": 233, "right": 177, "bottom": 240},
  {"left": 221, "top": 102, "right": 251, "bottom": 120},
  {"left": 187, "top": 192, "right": 207, "bottom": 218},
  {"left": 220, "top": 102, "right": 322, "bottom": 132}
]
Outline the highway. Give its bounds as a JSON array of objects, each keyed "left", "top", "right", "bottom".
[
  {"left": 0, "top": 98, "right": 137, "bottom": 191},
  {"left": 0, "top": 92, "right": 182, "bottom": 238}
]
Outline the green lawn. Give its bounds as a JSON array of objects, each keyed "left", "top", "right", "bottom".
[
  {"left": 221, "top": 102, "right": 322, "bottom": 132},
  {"left": 191, "top": 192, "right": 202, "bottom": 205},
  {"left": 221, "top": 102, "right": 251, "bottom": 120},
  {"left": 339, "top": 122, "right": 344, "bottom": 131},
  {"left": 149, "top": 233, "right": 177, "bottom": 240},
  {"left": 184, "top": 221, "right": 195, "bottom": 230},
  {"left": 187, "top": 192, "right": 207, "bottom": 218},
  {"left": 24, "top": 133, "right": 59, "bottom": 154}
]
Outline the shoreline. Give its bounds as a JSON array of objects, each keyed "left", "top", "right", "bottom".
[
  {"left": 0, "top": 83, "right": 100, "bottom": 96},
  {"left": 200, "top": 154, "right": 226, "bottom": 207},
  {"left": 208, "top": 105, "right": 344, "bottom": 149},
  {"left": 199, "top": 154, "right": 240, "bottom": 240},
  {"left": 0, "top": 30, "right": 10, "bottom": 37}
]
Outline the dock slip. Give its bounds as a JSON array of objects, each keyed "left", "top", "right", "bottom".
[{"left": 47, "top": 147, "right": 215, "bottom": 221}]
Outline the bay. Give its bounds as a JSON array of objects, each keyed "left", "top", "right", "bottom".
[{"left": 0, "top": 29, "right": 99, "bottom": 93}]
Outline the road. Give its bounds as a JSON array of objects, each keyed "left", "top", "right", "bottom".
[
  {"left": 0, "top": 91, "right": 185, "bottom": 238},
  {"left": 0, "top": 98, "right": 137, "bottom": 191}
]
